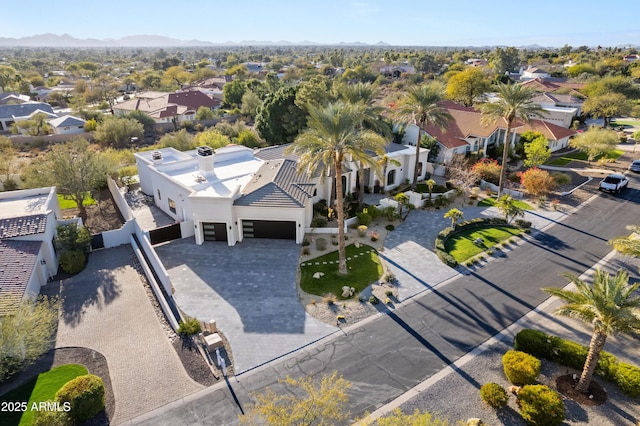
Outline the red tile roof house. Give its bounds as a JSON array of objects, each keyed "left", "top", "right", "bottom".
[
  {"left": 420, "top": 101, "right": 576, "bottom": 166},
  {"left": 113, "top": 91, "right": 220, "bottom": 124},
  {"left": 0, "top": 187, "right": 62, "bottom": 316}
]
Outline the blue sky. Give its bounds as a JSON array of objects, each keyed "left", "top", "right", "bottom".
[{"left": 3, "top": 0, "right": 639, "bottom": 47}]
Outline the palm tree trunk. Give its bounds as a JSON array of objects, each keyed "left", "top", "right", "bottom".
[
  {"left": 335, "top": 157, "right": 347, "bottom": 275},
  {"left": 358, "top": 161, "right": 365, "bottom": 207},
  {"left": 576, "top": 331, "right": 607, "bottom": 393},
  {"left": 497, "top": 123, "right": 512, "bottom": 197},
  {"left": 413, "top": 122, "right": 422, "bottom": 189}
]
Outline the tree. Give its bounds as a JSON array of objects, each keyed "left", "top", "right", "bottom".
[
  {"left": 447, "top": 156, "right": 480, "bottom": 201},
  {"left": 446, "top": 67, "right": 491, "bottom": 107},
  {"left": 394, "top": 83, "right": 452, "bottom": 189},
  {"left": 222, "top": 79, "right": 246, "bottom": 107},
  {"left": 287, "top": 102, "right": 386, "bottom": 275},
  {"left": 522, "top": 133, "right": 551, "bottom": 167},
  {"left": 495, "top": 195, "right": 524, "bottom": 224},
  {"left": 394, "top": 192, "right": 410, "bottom": 220},
  {"left": 542, "top": 269, "right": 640, "bottom": 393},
  {"left": 160, "top": 129, "right": 196, "bottom": 151},
  {"left": 194, "top": 128, "right": 231, "bottom": 149},
  {"left": 94, "top": 117, "right": 143, "bottom": 148},
  {"left": 255, "top": 87, "right": 307, "bottom": 145},
  {"left": 424, "top": 178, "right": 436, "bottom": 202},
  {"left": 490, "top": 47, "right": 521, "bottom": 75},
  {"left": 161, "top": 66, "right": 192, "bottom": 89},
  {"left": 240, "top": 372, "right": 350, "bottom": 426},
  {"left": 583, "top": 93, "right": 631, "bottom": 127},
  {"left": 195, "top": 106, "right": 216, "bottom": 121},
  {"left": 609, "top": 225, "right": 640, "bottom": 257},
  {"left": 23, "top": 139, "right": 114, "bottom": 220},
  {"left": 295, "top": 75, "right": 335, "bottom": 112},
  {"left": 444, "top": 208, "right": 464, "bottom": 229},
  {"left": 375, "top": 408, "right": 450, "bottom": 426},
  {"left": 0, "top": 136, "right": 19, "bottom": 189},
  {"left": 420, "top": 134, "right": 440, "bottom": 162},
  {"left": 240, "top": 90, "right": 262, "bottom": 118},
  {"left": 582, "top": 75, "right": 640, "bottom": 99},
  {"left": 569, "top": 127, "right": 619, "bottom": 162},
  {"left": 0, "top": 296, "right": 61, "bottom": 381},
  {"left": 471, "top": 158, "right": 501, "bottom": 185},
  {"left": 480, "top": 83, "right": 544, "bottom": 197},
  {"left": 519, "top": 167, "right": 557, "bottom": 197}
]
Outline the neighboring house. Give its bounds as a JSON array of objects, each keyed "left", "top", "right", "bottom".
[
  {"left": 380, "top": 65, "right": 416, "bottom": 79},
  {"left": 520, "top": 77, "right": 586, "bottom": 96},
  {"left": 48, "top": 115, "right": 86, "bottom": 135},
  {"left": 520, "top": 67, "right": 550, "bottom": 81},
  {"left": 531, "top": 93, "right": 583, "bottom": 128},
  {"left": 0, "top": 102, "right": 55, "bottom": 132},
  {"left": 421, "top": 101, "right": 576, "bottom": 162},
  {"left": 466, "top": 58, "right": 488, "bottom": 67},
  {"left": 113, "top": 91, "right": 220, "bottom": 124},
  {"left": 623, "top": 54, "right": 639, "bottom": 62},
  {"left": 0, "top": 187, "right": 61, "bottom": 316},
  {"left": 0, "top": 92, "right": 31, "bottom": 105},
  {"left": 183, "top": 77, "right": 228, "bottom": 101}
]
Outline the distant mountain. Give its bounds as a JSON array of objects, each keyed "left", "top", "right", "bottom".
[{"left": 0, "top": 33, "right": 390, "bottom": 47}]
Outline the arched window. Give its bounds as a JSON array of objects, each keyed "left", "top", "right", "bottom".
[{"left": 387, "top": 169, "right": 396, "bottom": 186}]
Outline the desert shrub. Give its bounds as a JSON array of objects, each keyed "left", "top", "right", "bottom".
[
  {"left": 516, "top": 384, "right": 565, "bottom": 426},
  {"left": 55, "top": 374, "right": 105, "bottom": 423},
  {"left": 357, "top": 211, "right": 372, "bottom": 226},
  {"left": 515, "top": 219, "right": 532, "bottom": 228},
  {"left": 434, "top": 194, "right": 450, "bottom": 208},
  {"left": 368, "top": 295, "right": 379, "bottom": 305},
  {"left": 502, "top": 350, "right": 541, "bottom": 385},
  {"left": 480, "top": 382, "right": 509, "bottom": 408},
  {"left": 385, "top": 224, "right": 395, "bottom": 231},
  {"left": 2, "top": 178, "right": 18, "bottom": 191},
  {"left": 551, "top": 172, "right": 572, "bottom": 186},
  {"left": 519, "top": 168, "right": 557, "bottom": 197},
  {"left": 302, "top": 239, "right": 310, "bottom": 246},
  {"left": 33, "top": 407, "right": 72, "bottom": 426},
  {"left": 380, "top": 206, "right": 399, "bottom": 220},
  {"left": 59, "top": 250, "right": 86, "bottom": 274},
  {"left": 311, "top": 216, "right": 328, "bottom": 228},
  {"left": 302, "top": 247, "right": 310, "bottom": 255},
  {"left": 615, "top": 362, "right": 640, "bottom": 397},
  {"left": 315, "top": 237, "right": 327, "bottom": 251},
  {"left": 313, "top": 199, "right": 328, "bottom": 216},
  {"left": 177, "top": 317, "right": 201, "bottom": 336},
  {"left": 472, "top": 158, "right": 501, "bottom": 185}
]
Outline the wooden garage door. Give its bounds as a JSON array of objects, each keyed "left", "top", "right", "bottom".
[
  {"left": 202, "top": 222, "right": 228, "bottom": 242},
  {"left": 242, "top": 220, "right": 296, "bottom": 240}
]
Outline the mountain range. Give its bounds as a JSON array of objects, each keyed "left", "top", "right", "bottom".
[{"left": 0, "top": 33, "right": 390, "bottom": 48}]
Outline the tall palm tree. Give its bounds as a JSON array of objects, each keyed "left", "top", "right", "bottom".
[
  {"left": 609, "top": 225, "right": 640, "bottom": 257},
  {"left": 543, "top": 269, "right": 640, "bottom": 393},
  {"left": 393, "top": 83, "right": 452, "bottom": 189},
  {"left": 287, "top": 102, "right": 386, "bottom": 275},
  {"left": 480, "top": 83, "right": 544, "bottom": 197},
  {"left": 335, "top": 82, "right": 391, "bottom": 206}
]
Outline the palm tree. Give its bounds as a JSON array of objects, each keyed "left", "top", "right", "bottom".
[
  {"left": 480, "top": 83, "right": 544, "bottom": 197},
  {"left": 425, "top": 178, "right": 437, "bottom": 203},
  {"left": 609, "top": 225, "right": 640, "bottom": 257},
  {"left": 378, "top": 155, "right": 401, "bottom": 190},
  {"left": 444, "top": 208, "right": 464, "bottom": 229},
  {"left": 495, "top": 195, "right": 524, "bottom": 224},
  {"left": 543, "top": 269, "right": 640, "bottom": 393},
  {"left": 393, "top": 83, "right": 452, "bottom": 189},
  {"left": 335, "top": 82, "right": 391, "bottom": 206},
  {"left": 287, "top": 102, "right": 386, "bottom": 275}
]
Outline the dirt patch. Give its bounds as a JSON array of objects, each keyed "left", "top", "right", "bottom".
[
  {"left": 60, "top": 188, "right": 124, "bottom": 234},
  {"left": 556, "top": 374, "right": 608, "bottom": 406}
]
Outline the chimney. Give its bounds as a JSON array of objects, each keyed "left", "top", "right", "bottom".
[
  {"left": 151, "top": 151, "right": 163, "bottom": 165},
  {"left": 197, "top": 146, "right": 214, "bottom": 174}
]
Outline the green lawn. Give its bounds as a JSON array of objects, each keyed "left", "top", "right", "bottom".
[
  {"left": 0, "top": 364, "right": 88, "bottom": 425},
  {"left": 57, "top": 193, "right": 96, "bottom": 209},
  {"left": 611, "top": 119, "right": 640, "bottom": 127},
  {"left": 300, "top": 244, "right": 383, "bottom": 298},
  {"left": 445, "top": 226, "right": 524, "bottom": 263},
  {"left": 477, "top": 197, "right": 533, "bottom": 210},
  {"left": 546, "top": 149, "right": 624, "bottom": 166}
]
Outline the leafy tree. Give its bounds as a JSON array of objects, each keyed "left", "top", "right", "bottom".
[
  {"left": 583, "top": 93, "right": 631, "bottom": 127},
  {"left": 582, "top": 75, "right": 640, "bottom": 99},
  {"left": 55, "top": 223, "right": 91, "bottom": 253},
  {"left": 125, "top": 110, "right": 156, "bottom": 136},
  {"left": 222, "top": 78, "right": 247, "bottom": 107},
  {"left": 0, "top": 296, "right": 61, "bottom": 381},
  {"left": 394, "top": 192, "right": 410, "bottom": 220},
  {"left": 255, "top": 86, "right": 307, "bottom": 145},
  {"left": 195, "top": 106, "right": 216, "bottom": 121},
  {"left": 240, "top": 90, "right": 262, "bottom": 118},
  {"left": 523, "top": 133, "right": 551, "bottom": 167},
  {"left": 609, "top": 225, "right": 640, "bottom": 257},
  {"left": 194, "top": 128, "right": 231, "bottom": 149},
  {"left": 295, "top": 75, "right": 335, "bottom": 112},
  {"left": 0, "top": 65, "right": 20, "bottom": 91},
  {"left": 490, "top": 46, "right": 521, "bottom": 75},
  {"left": 569, "top": 127, "right": 619, "bottom": 162},
  {"left": 446, "top": 67, "right": 491, "bottom": 107},
  {"left": 160, "top": 129, "right": 196, "bottom": 151},
  {"left": 495, "top": 195, "right": 524, "bottom": 224},
  {"left": 375, "top": 408, "right": 450, "bottom": 426},
  {"left": 236, "top": 129, "right": 263, "bottom": 148},
  {"left": 240, "top": 372, "right": 350, "bottom": 426},
  {"left": 394, "top": 83, "right": 452, "bottom": 188},
  {"left": 161, "top": 66, "right": 192, "bottom": 89},
  {"left": 543, "top": 269, "right": 640, "bottom": 393},
  {"left": 420, "top": 134, "right": 440, "bottom": 162},
  {"left": 519, "top": 167, "right": 556, "bottom": 197},
  {"left": 480, "top": 83, "right": 544, "bottom": 196},
  {"left": 94, "top": 117, "right": 143, "bottom": 148},
  {"left": 567, "top": 63, "right": 598, "bottom": 78},
  {"left": 287, "top": 102, "right": 386, "bottom": 275},
  {"left": 444, "top": 208, "right": 464, "bottom": 228},
  {"left": 23, "top": 139, "right": 115, "bottom": 220}
]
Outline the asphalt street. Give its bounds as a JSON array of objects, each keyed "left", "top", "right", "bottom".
[{"left": 128, "top": 173, "right": 640, "bottom": 426}]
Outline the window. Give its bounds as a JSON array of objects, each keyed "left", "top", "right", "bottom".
[
  {"left": 387, "top": 169, "right": 396, "bottom": 186},
  {"left": 157, "top": 189, "right": 161, "bottom": 200},
  {"left": 168, "top": 198, "right": 176, "bottom": 214},
  {"left": 417, "top": 162, "right": 423, "bottom": 177}
]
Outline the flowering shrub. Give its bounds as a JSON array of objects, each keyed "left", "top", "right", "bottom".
[
  {"left": 518, "top": 168, "right": 556, "bottom": 197},
  {"left": 472, "top": 158, "right": 501, "bottom": 185}
]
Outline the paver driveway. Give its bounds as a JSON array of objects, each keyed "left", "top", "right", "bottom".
[
  {"left": 55, "top": 246, "right": 202, "bottom": 424},
  {"left": 154, "top": 238, "right": 337, "bottom": 374}
]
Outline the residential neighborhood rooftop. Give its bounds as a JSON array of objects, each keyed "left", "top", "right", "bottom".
[{"left": 0, "top": 240, "right": 42, "bottom": 316}]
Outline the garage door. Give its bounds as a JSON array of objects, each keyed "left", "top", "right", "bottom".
[
  {"left": 202, "top": 222, "right": 228, "bottom": 242},
  {"left": 242, "top": 220, "right": 296, "bottom": 240}
]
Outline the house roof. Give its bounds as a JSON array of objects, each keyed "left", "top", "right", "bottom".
[
  {"left": 532, "top": 92, "right": 582, "bottom": 106},
  {"left": 235, "top": 159, "right": 315, "bottom": 208},
  {"left": 0, "top": 214, "right": 48, "bottom": 239},
  {"left": 254, "top": 144, "right": 298, "bottom": 161},
  {"left": 48, "top": 115, "right": 86, "bottom": 128},
  {"left": 520, "top": 78, "right": 586, "bottom": 94},
  {"left": 0, "top": 102, "right": 54, "bottom": 120},
  {"left": 114, "top": 91, "right": 219, "bottom": 119},
  {"left": 0, "top": 92, "right": 30, "bottom": 105},
  {"left": 519, "top": 119, "right": 577, "bottom": 141},
  {"left": 0, "top": 240, "right": 41, "bottom": 316}
]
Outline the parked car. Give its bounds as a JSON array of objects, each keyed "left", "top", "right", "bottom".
[
  {"left": 629, "top": 159, "right": 640, "bottom": 173},
  {"left": 598, "top": 173, "right": 629, "bottom": 194}
]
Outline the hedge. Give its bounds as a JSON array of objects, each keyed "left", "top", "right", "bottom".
[{"left": 514, "top": 328, "right": 640, "bottom": 397}]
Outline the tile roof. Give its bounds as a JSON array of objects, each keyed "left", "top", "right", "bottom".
[
  {"left": 0, "top": 240, "right": 41, "bottom": 316},
  {"left": 235, "top": 159, "right": 315, "bottom": 208},
  {"left": 519, "top": 119, "right": 577, "bottom": 141},
  {"left": 532, "top": 92, "right": 582, "bottom": 105},
  {"left": 0, "top": 214, "right": 48, "bottom": 239},
  {"left": 114, "top": 91, "right": 219, "bottom": 119}
]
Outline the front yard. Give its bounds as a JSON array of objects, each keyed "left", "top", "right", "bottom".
[{"left": 445, "top": 226, "right": 525, "bottom": 264}]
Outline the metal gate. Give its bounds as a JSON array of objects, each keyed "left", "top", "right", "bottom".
[
  {"left": 149, "top": 223, "right": 182, "bottom": 245},
  {"left": 91, "top": 233, "right": 105, "bottom": 250}
]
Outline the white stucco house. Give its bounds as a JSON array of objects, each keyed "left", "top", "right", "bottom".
[
  {"left": 48, "top": 114, "right": 86, "bottom": 135},
  {"left": 0, "top": 187, "right": 61, "bottom": 316}
]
